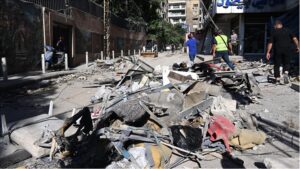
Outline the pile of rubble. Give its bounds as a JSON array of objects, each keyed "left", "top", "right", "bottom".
[{"left": 22, "top": 56, "right": 270, "bottom": 168}]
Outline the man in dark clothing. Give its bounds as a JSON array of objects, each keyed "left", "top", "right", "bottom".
[
  {"left": 56, "top": 36, "right": 65, "bottom": 52},
  {"left": 266, "top": 20, "right": 299, "bottom": 84}
]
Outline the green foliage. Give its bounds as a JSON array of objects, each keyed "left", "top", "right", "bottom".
[
  {"left": 148, "top": 19, "right": 186, "bottom": 47},
  {"left": 109, "top": 0, "right": 162, "bottom": 24},
  {"left": 108, "top": 0, "right": 185, "bottom": 47}
]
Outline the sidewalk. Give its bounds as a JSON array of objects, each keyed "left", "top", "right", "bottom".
[{"left": 0, "top": 63, "right": 91, "bottom": 91}]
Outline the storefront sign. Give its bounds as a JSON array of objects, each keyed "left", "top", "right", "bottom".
[{"left": 215, "top": 0, "right": 298, "bottom": 14}]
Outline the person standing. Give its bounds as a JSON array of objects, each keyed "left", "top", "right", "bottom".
[
  {"left": 56, "top": 36, "right": 65, "bottom": 52},
  {"left": 266, "top": 20, "right": 300, "bottom": 84},
  {"left": 185, "top": 34, "right": 198, "bottom": 64},
  {"left": 212, "top": 30, "right": 235, "bottom": 70},
  {"left": 230, "top": 30, "right": 238, "bottom": 55},
  {"left": 171, "top": 44, "right": 175, "bottom": 54}
]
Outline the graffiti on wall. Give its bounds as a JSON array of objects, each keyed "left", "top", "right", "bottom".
[{"left": 217, "top": 0, "right": 285, "bottom": 9}]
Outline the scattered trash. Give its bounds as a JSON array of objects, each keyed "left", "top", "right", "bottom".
[{"left": 17, "top": 56, "right": 272, "bottom": 168}]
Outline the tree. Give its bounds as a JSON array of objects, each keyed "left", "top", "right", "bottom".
[
  {"left": 148, "top": 19, "right": 186, "bottom": 50},
  {"left": 99, "top": 0, "right": 186, "bottom": 49}
]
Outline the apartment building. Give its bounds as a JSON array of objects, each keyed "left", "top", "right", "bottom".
[{"left": 167, "top": 0, "right": 204, "bottom": 32}]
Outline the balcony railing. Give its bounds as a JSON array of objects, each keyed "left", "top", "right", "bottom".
[
  {"left": 169, "top": 6, "right": 185, "bottom": 10},
  {"left": 168, "top": 13, "right": 186, "bottom": 17}
]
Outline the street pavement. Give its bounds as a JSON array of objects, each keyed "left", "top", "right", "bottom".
[{"left": 0, "top": 51, "right": 299, "bottom": 168}]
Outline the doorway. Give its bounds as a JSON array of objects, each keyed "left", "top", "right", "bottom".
[
  {"left": 52, "top": 23, "right": 72, "bottom": 66},
  {"left": 244, "top": 23, "right": 266, "bottom": 55}
]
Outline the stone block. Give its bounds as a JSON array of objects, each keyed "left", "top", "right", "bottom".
[
  {"left": 9, "top": 114, "right": 77, "bottom": 158},
  {"left": 291, "top": 82, "right": 300, "bottom": 92}
]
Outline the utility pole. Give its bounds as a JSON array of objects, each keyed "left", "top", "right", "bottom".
[
  {"left": 104, "top": 0, "right": 110, "bottom": 59},
  {"left": 125, "top": 0, "right": 128, "bottom": 17}
]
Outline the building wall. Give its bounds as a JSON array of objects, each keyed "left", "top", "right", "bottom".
[
  {"left": 167, "top": 0, "right": 204, "bottom": 32},
  {"left": 0, "top": 1, "right": 43, "bottom": 74},
  {"left": 0, "top": 0, "right": 146, "bottom": 74},
  {"left": 186, "top": 0, "right": 200, "bottom": 32},
  {"left": 167, "top": 0, "right": 187, "bottom": 25}
]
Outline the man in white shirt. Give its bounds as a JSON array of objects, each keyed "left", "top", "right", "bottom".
[{"left": 230, "top": 30, "right": 238, "bottom": 55}]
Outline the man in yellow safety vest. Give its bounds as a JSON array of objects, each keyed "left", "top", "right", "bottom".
[{"left": 212, "top": 30, "right": 235, "bottom": 70}]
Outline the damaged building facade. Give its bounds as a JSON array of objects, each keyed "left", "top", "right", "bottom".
[{"left": 0, "top": 0, "right": 146, "bottom": 74}]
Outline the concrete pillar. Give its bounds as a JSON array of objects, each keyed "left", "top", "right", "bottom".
[
  {"left": 48, "top": 100, "right": 53, "bottom": 116},
  {"left": 112, "top": 50, "right": 115, "bottom": 60},
  {"left": 41, "top": 54, "right": 46, "bottom": 74},
  {"left": 65, "top": 53, "right": 69, "bottom": 70},
  {"left": 1, "top": 57, "right": 8, "bottom": 81},
  {"left": 238, "top": 14, "right": 245, "bottom": 56},
  {"left": 86, "top": 51, "right": 89, "bottom": 68},
  {"left": 121, "top": 50, "right": 124, "bottom": 57},
  {"left": 139, "top": 49, "right": 141, "bottom": 56},
  {"left": 128, "top": 50, "right": 130, "bottom": 56},
  {"left": 101, "top": 51, "right": 104, "bottom": 60},
  {"left": 133, "top": 50, "right": 136, "bottom": 56},
  {"left": 1, "top": 114, "right": 9, "bottom": 142},
  {"left": 1, "top": 114, "right": 8, "bottom": 136}
]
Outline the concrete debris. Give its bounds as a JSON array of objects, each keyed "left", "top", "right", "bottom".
[
  {"left": 106, "top": 147, "right": 149, "bottom": 169},
  {"left": 91, "top": 85, "right": 111, "bottom": 102},
  {"left": 291, "top": 82, "right": 300, "bottom": 92},
  {"left": 263, "top": 157, "right": 300, "bottom": 169},
  {"left": 211, "top": 96, "right": 236, "bottom": 121},
  {"left": 9, "top": 114, "right": 77, "bottom": 157},
  {"left": 78, "top": 76, "right": 87, "bottom": 80},
  {"left": 168, "top": 70, "right": 199, "bottom": 82},
  {"left": 10, "top": 55, "right": 280, "bottom": 168},
  {"left": 255, "top": 76, "right": 268, "bottom": 83}
]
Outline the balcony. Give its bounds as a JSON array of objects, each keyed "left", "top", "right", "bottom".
[
  {"left": 168, "top": 1, "right": 186, "bottom": 4},
  {"left": 170, "top": 19, "right": 186, "bottom": 25},
  {"left": 168, "top": 12, "right": 186, "bottom": 18},
  {"left": 168, "top": 5, "right": 185, "bottom": 11}
]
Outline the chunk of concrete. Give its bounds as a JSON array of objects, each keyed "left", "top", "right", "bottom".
[
  {"left": 0, "top": 146, "right": 31, "bottom": 168},
  {"left": 211, "top": 96, "right": 236, "bottom": 121},
  {"left": 187, "top": 82, "right": 222, "bottom": 96},
  {"left": 291, "top": 82, "right": 300, "bottom": 92},
  {"left": 168, "top": 71, "right": 199, "bottom": 82},
  {"left": 183, "top": 92, "right": 206, "bottom": 109},
  {"left": 9, "top": 114, "right": 77, "bottom": 158},
  {"left": 264, "top": 157, "right": 299, "bottom": 169},
  {"left": 255, "top": 76, "right": 268, "bottom": 83}
]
